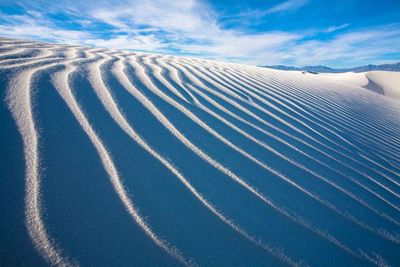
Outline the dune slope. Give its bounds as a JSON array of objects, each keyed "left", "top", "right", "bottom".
[{"left": 1, "top": 37, "right": 400, "bottom": 266}]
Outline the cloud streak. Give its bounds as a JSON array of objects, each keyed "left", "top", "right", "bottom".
[
  {"left": 266, "top": 0, "right": 309, "bottom": 15},
  {"left": 285, "top": 27, "right": 400, "bottom": 67}
]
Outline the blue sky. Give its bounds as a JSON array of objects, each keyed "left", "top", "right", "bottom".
[{"left": 0, "top": 0, "right": 399, "bottom": 67}]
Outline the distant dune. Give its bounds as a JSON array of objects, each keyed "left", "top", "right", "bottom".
[
  {"left": 1, "top": 37, "right": 400, "bottom": 266},
  {"left": 366, "top": 71, "right": 400, "bottom": 100},
  {"left": 318, "top": 71, "right": 400, "bottom": 100}
]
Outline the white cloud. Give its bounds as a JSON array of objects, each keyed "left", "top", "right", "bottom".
[
  {"left": 180, "top": 31, "right": 300, "bottom": 58},
  {"left": 91, "top": 9, "right": 128, "bottom": 29},
  {"left": 325, "top": 23, "right": 350, "bottom": 33},
  {"left": 283, "top": 27, "right": 400, "bottom": 67},
  {"left": 85, "top": 35, "right": 167, "bottom": 51},
  {"left": 86, "top": 0, "right": 302, "bottom": 60},
  {"left": 0, "top": 24, "right": 90, "bottom": 44},
  {"left": 90, "top": 0, "right": 215, "bottom": 34},
  {"left": 266, "top": 0, "right": 309, "bottom": 14}
]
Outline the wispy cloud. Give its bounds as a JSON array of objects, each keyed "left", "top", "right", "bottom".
[
  {"left": 89, "top": 0, "right": 217, "bottom": 40},
  {"left": 85, "top": 0, "right": 301, "bottom": 57},
  {"left": 325, "top": 23, "right": 350, "bottom": 33},
  {"left": 0, "top": 12, "right": 90, "bottom": 44},
  {"left": 0, "top": 24, "right": 89, "bottom": 44},
  {"left": 266, "top": 0, "right": 309, "bottom": 15},
  {"left": 218, "top": 0, "right": 309, "bottom": 24},
  {"left": 283, "top": 26, "right": 400, "bottom": 67},
  {"left": 179, "top": 31, "right": 300, "bottom": 59},
  {"left": 85, "top": 35, "right": 167, "bottom": 51}
]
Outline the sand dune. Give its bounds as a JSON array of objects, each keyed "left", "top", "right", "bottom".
[
  {"left": 320, "top": 71, "right": 400, "bottom": 101},
  {"left": 1, "top": 38, "right": 400, "bottom": 266},
  {"left": 366, "top": 71, "right": 400, "bottom": 100}
]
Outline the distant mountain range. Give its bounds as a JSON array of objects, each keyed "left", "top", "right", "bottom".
[{"left": 262, "top": 62, "right": 400, "bottom": 73}]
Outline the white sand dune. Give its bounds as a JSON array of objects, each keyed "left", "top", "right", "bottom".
[
  {"left": 1, "top": 38, "right": 400, "bottom": 266},
  {"left": 52, "top": 56, "right": 191, "bottom": 266},
  {"left": 5, "top": 49, "right": 78, "bottom": 267},
  {"left": 366, "top": 71, "right": 400, "bottom": 100},
  {"left": 320, "top": 71, "right": 400, "bottom": 101}
]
